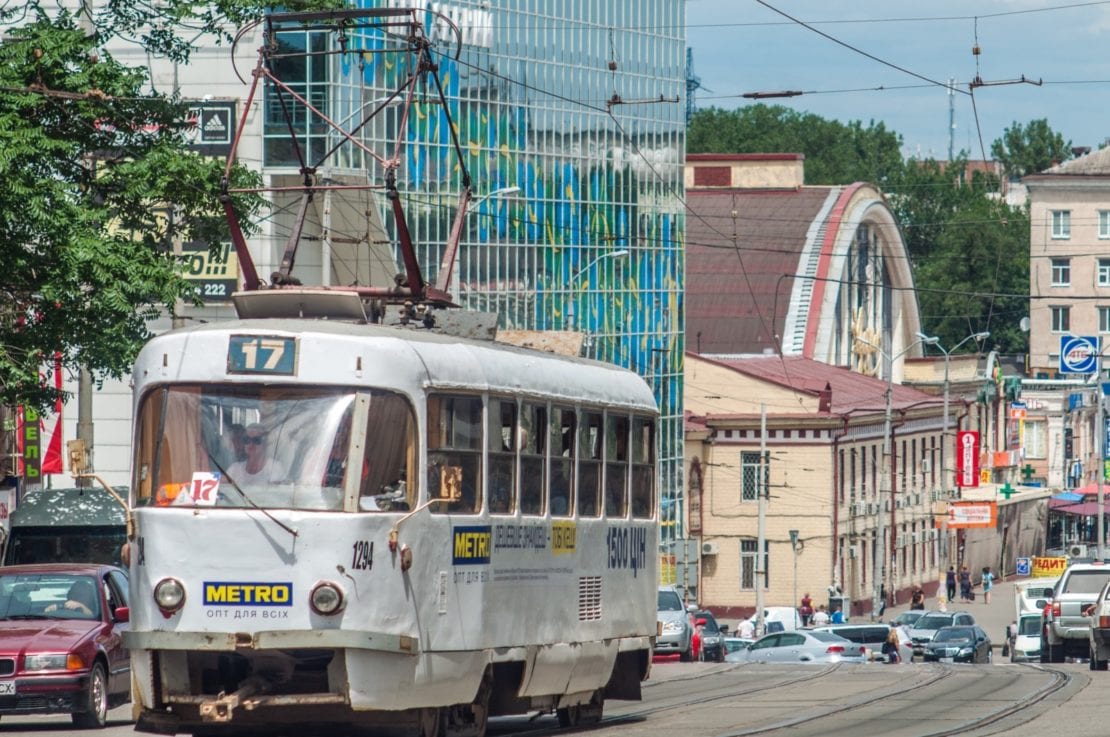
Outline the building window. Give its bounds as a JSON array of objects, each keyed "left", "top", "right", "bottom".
[
  {"left": 1025, "top": 420, "right": 1047, "bottom": 459},
  {"left": 1100, "top": 210, "right": 1110, "bottom": 239},
  {"left": 263, "top": 29, "right": 332, "bottom": 167},
  {"left": 1051, "top": 210, "right": 1071, "bottom": 239},
  {"left": 1051, "top": 258, "right": 1071, "bottom": 286},
  {"left": 1051, "top": 306, "right": 1070, "bottom": 333},
  {"left": 1101, "top": 307, "right": 1110, "bottom": 333},
  {"left": 740, "top": 451, "right": 766, "bottom": 502},
  {"left": 1099, "top": 258, "right": 1110, "bottom": 286},
  {"left": 740, "top": 539, "right": 768, "bottom": 590}
]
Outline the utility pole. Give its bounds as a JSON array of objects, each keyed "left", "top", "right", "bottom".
[
  {"left": 875, "top": 383, "right": 892, "bottom": 618},
  {"left": 756, "top": 403, "right": 767, "bottom": 636}
]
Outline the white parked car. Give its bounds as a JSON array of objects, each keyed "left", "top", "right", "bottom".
[{"left": 726, "top": 630, "right": 866, "bottom": 664}]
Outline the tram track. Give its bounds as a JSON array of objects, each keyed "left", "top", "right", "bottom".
[{"left": 491, "top": 660, "right": 1081, "bottom": 737}]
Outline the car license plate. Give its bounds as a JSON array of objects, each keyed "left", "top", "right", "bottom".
[
  {"left": 940, "top": 657, "right": 953, "bottom": 663},
  {"left": 0, "top": 681, "right": 14, "bottom": 695}
]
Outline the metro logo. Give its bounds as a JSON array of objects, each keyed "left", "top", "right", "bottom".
[
  {"left": 204, "top": 582, "right": 293, "bottom": 606},
  {"left": 452, "top": 526, "right": 491, "bottom": 565}
]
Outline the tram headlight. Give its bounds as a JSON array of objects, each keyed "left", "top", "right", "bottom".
[
  {"left": 153, "top": 577, "right": 186, "bottom": 612},
  {"left": 310, "top": 581, "right": 345, "bottom": 616}
]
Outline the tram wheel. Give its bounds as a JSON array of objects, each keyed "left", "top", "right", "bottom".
[
  {"left": 556, "top": 704, "right": 580, "bottom": 728},
  {"left": 418, "top": 707, "right": 442, "bottom": 737}
]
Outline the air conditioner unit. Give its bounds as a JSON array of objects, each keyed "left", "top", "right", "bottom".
[
  {"left": 911, "top": 532, "right": 920, "bottom": 544},
  {"left": 867, "top": 503, "right": 878, "bottom": 516},
  {"left": 1069, "top": 543, "right": 1088, "bottom": 558},
  {"left": 852, "top": 502, "right": 866, "bottom": 516},
  {"left": 896, "top": 534, "right": 906, "bottom": 548},
  {"left": 701, "top": 541, "right": 719, "bottom": 556},
  {"left": 921, "top": 458, "right": 932, "bottom": 473},
  {"left": 895, "top": 498, "right": 905, "bottom": 510},
  {"left": 930, "top": 489, "right": 942, "bottom": 502},
  {"left": 884, "top": 499, "right": 893, "bottom": 512},
  {"left": 848, "top": 544, "right": 859, "bottom": 559}
]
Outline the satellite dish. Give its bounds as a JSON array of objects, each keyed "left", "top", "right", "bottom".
[{"left": 1019, "top": 316, "right": 1030, "bottom": 332}]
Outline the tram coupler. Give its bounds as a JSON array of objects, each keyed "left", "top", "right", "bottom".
[{"left": 199, "top": 676, "right": 270, "bottom": 722}]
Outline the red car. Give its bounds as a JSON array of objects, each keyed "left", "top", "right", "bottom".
[{"left": 0, "top": 563, "right": 130, "bottom": 728}]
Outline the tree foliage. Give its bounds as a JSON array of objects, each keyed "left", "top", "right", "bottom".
[
  {"left": 687, "top": 104, "right": 905, "bottom": 185},
  {"left": 990, "top": 118, "right": 1073, "bottom": 179},
  {"left": 0, "top": 8, "right": 264, "bottom": 411}
]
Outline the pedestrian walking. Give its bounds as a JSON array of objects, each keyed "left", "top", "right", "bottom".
[
  {"left": 959, "top": 565, "right": 972, "bottom": 602},
  {"left": 910, "top": 585, "right": 925, "bottom": 610},
  {"left": 812, "top": 605, "right": 830, "bottom": 626},
  {"left": 945, "top": 566, "right": 957, "bottom": 603},
  {"left": 800, "top": 592, "right": 814, "bottom": 626},
  {"left": 982, "top": 566, "right": 994, "bottom": 605}
]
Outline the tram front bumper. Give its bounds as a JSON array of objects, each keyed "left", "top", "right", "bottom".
[{"left": 123, "top": 628, "right": 418, "bottom": 654}]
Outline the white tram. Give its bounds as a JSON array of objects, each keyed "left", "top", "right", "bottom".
[{"left": 124, "top": 291, "right": 658, "bottom": 736}]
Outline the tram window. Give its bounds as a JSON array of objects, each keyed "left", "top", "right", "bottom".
[
  {"left": 359, "top": 393, "right": 417, "bottom": 512},
  {"left": 488, "top": 398, "right": 516, "bottom": 515},
  {"left": 577, "top": 411, "right": 602, "bottom": 518},
  {"left": 604, "top": 414, "right": 629, "bottom": 518},
  {"left": 630, "top": 416, "right": 655, "bottom": 519},
  {"left": 427, "top": 395, "right": 482, "bottom": 514},
  {"left": 549, "top": 406, "right": 575, "bottom": 517},
  {"left": 519, "top": 403, "right": 546, "bottom": 516},
  {"left": 133, "top": 385, "right": 418, "bottom": 513}
]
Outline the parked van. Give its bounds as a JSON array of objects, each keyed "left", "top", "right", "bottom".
[
  {"left": 742, "top": 606, "right": 802, "bottom": 634},
  {"left": 3, "top": 487, "right": 128, "bottom": 566}
]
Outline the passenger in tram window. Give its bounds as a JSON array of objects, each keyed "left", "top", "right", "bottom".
[{"left": 488, "top": 461, "right": 513, "bottom": 514}]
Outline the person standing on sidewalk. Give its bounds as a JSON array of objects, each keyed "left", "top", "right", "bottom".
[
  {"left": 945, "top": 566, "right": 957, "bottom": 603},
  {"left": 959, "top": 565, "right": 972, "bottom": 602}
]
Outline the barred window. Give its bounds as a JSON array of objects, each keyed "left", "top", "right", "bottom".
[
  {"left": 740, "top": 451, "right": 766, "bottom": 502},
  {"left": 740, "top": 539, "right": 768, "bottom": 590}
]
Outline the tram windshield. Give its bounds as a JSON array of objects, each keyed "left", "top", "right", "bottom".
[{"left": 133, "top": 385, "right": 417, "bottom": 512}]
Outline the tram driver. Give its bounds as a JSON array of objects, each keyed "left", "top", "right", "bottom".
[{"left": 226, "top": 424, "right": 288, "bottom": 487}]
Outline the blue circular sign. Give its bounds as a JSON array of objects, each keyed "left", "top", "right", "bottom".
[
  {"left": 1060, "top": 336, "right": 1099, "bottom": 373},
  {"left": 1016, "top": 557, "right": 1031, "bottom": 576}
]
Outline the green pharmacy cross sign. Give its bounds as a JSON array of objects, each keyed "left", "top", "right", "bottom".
[
  {"left": 1000, "top": 482, "right": 1018, "bottom": 500},
  {"left": 1021, "top": 464, "right": 1035, "bottom": 481}
]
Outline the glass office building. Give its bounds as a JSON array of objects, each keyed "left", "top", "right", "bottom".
[{"left": 261, "top": 1, "right": 686, "bottom": 543}]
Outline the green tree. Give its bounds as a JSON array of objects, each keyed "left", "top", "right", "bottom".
[
  {"left": 990, "top": 119, "right": 1072, "bottom": 179},
  {"left": 0, "top": 9, "right": 263, "bottom": 411},
  {"left": 687, "top": 104, "right": 906, "bottom": 185}
]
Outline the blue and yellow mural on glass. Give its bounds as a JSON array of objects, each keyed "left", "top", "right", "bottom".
[{"left": 283, "top": 0, "right": 687, "bottom": 543}]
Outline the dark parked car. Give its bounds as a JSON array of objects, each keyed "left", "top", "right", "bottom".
[
  {"left": 0, "top": 563, "right": 130, "bottom": 727},
  {"left": 694, "top": 610, "right": 726, "bottom": 662},
  {"left": 921, "top": 625, "right": 992, "bottom": 664}
]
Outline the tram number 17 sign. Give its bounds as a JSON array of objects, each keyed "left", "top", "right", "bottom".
[{"left": 956, "top": 431, "right": 980, "bottom": 488}]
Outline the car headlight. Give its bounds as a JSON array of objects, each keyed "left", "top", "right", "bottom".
[
  {"left": 662, "top": 621, "right": 684, "bottom": 634},
  {"left": 154, "top": 577, "right": 186, "bottom": 612},
  {"left": 958, "top": 647, "right": 973, "bottom": 656},
  {"left": 25, "top": 654, "right": 70, "bottom": 671},
  {"left": 309, "top": 581, "right": 345, "bottom": 616}
]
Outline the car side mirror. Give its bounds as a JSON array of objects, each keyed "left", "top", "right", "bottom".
[
  {"left": 113, "top": 606, "right": 130, "bottom": 623},
  {"left": 686, "top": 604, "right": 698, "bottom": 613}
]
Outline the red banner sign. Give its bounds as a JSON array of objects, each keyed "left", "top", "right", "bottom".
[{"left": 956, "top": 431, "right": 980, "bottom": 488}]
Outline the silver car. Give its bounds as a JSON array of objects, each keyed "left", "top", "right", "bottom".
[
  {"left": 656, "top": 586, "right": 694, "bottom": 660},
  {"left": 725, "top": 630, "right": 867, "bottom": 664}
]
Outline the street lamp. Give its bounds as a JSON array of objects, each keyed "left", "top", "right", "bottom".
[
  {"left": 566, "top": 249, "right": 629, "bottom": 330},
  {"left": 470, "top": 185, "right": 520, "bottom": 211},
  {"left": 789, "top": 529, "right": 800, "bottom": 623},
  {"left": 855, "top": 335, "right": 930, "bottom": 619}
]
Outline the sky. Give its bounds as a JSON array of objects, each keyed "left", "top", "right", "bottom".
[{"left": 685, "top": 0, "right": 1110, "bottom": 160}]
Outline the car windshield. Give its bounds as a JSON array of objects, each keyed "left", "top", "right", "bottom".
[
  {"left": 658, "top": 590, "right": 683, "bottom": 611},
  {"left": 1062, "top": 570, "right": 1110, "bottom": 595},
  {"left": 0, "top": 573, "right": 101, "bottom": 621},
  {"left": 915, "top": 615, "right": 952, "bottom": 630},
  {"left": 696, "top": 612, "right": 719, "bottom": 632},
  {"left": 1018, "top": 617, "right": 1041, "bottom": 636},
  {"left": 934, "top": 628, "right": 974, "bottom": 643},
  {"left": 133, "top": 385, "right": 417, "bottom": 512}
]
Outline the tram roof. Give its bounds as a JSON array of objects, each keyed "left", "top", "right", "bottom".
[{"left": 136, "top": 318, "right": 658, "bottom": 412}]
